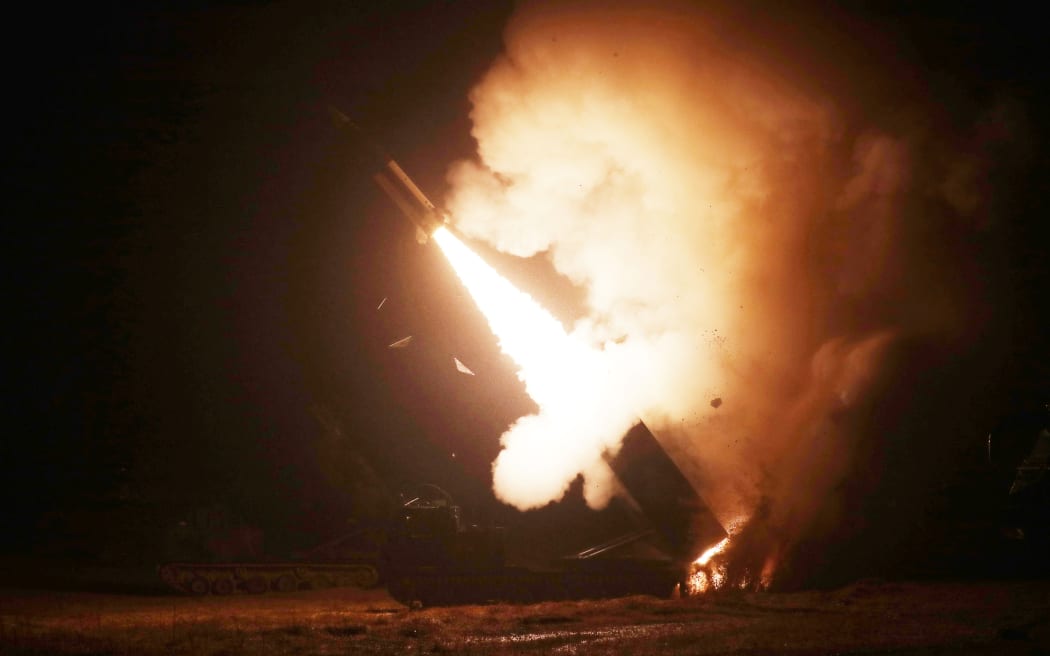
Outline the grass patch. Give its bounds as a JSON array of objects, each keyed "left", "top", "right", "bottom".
[
  {"left": 323, "top": 624, "right": 366, "bottom": 636},
  {"left": 2, "top": 581, "right": 1047, "bottom": 654},
  {"left": 519, "top": 614, "right": 578, "bottom": 626}
]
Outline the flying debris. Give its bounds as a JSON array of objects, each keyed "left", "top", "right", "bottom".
[
  {"left": 331, "top": 108, "right": 480, "bottom": 376},
  {"left": 453, "top": 357, "right": 475, "bottom": 376},
  {"left": 329, "top": 106, "right": 447, "bottom": 243}
]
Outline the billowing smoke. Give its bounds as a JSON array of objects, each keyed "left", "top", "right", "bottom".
[{"left": 445, "top": 0, "right": 1022, "bottom": 583}]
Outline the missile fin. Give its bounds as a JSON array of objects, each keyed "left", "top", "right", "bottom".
[
  {"left": 453, "top": 357, "right": 475, "bottom": 376},
  {"left": 388, "top": 335, "right": 414, "bottom": 349}
]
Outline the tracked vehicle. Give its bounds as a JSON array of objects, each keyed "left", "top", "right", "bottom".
[
  {"left": 159, "top": 114, "right": 728, "bottom": 599},
  {"left": 158, "top": 528, "right": 382, "bottom": 595},
  {"left": 383, "top": 424, "right": 726, "bottom": 606},
  {"left": 383, "top": 486, "right": 681, "bottom": 606},
  {"left": 160, "top": 424, "right": 722, "bottom": 600},
  {"left": 989, "top": 402, "right": 1050, "bottom": 544}
]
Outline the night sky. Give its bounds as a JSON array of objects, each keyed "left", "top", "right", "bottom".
[{"left": 5, "top": 1, "right": 1048, "bottom": 577}]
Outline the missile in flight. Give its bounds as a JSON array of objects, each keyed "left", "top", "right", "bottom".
[{"left": 328, "top": 106, "right": 446, "bottom": 243}]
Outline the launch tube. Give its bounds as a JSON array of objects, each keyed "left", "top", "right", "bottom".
[{"left": 328, "top": 106, "right": 446, "bottom": 242}]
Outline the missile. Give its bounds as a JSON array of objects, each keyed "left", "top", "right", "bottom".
[{"left": 328, "top": 106, "right": 447, "bottom": 243}]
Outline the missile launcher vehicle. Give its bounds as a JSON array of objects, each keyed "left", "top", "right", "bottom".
[
  {"left": 158, "top": 113, "right": 727, "bottom": 600},
  {"left": 382, "top": 424, "right": 725, "bottom": 607}
]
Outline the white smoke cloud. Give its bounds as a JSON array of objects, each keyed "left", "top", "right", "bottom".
[{"left": 444, "top": 0, "right": 1010, "bottom": 575}]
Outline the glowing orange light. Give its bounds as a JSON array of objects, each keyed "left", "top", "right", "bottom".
[
  {"left": 694, "top": 536, "right": 729, "bottom": 567},
  {"left": 686, "top": 536, "right": 729, "bottom": 594},
  {"left": 433, "top": 226, "right": 634, "bottom": 507},
  {"left": 433, "top": 226, "right": 584, "bottom": 401}
]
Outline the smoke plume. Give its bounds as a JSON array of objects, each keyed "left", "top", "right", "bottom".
[{"left": 445, "top": 0, "right": 1020, "bottom": 583}]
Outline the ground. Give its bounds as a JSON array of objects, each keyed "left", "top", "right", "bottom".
[{"left": 1, "top": 580, "right": 1048, "bottom": 655}]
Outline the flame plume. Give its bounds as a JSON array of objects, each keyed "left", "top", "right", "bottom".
[
  {"left": 433, "top": 226, "right": 637, "bottom": 509},
  {"left": 433, "top": 226, "right": 584, "bottom": 406},
  {"left": 433, "top": 0, "right": 1011, "bottom": 588}
]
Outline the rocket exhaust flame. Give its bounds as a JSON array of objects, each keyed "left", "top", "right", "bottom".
[
  {"left": 436, "top": 0, "right": 998, "bottom": 589},
  {"left": 433, "top": 226, "right": 580, "bottom": 396},
  {"left": 332, "top": 105, "right": 644, "bottom": 510},
  {"left": 695, "top": 537, "right": 730, "bottom": 567},
  {"left": 434, "top": 227, "right": 735, "bottom": 593},
  {"left": 356, "top": 0, "right": 1014, "bottom": 591},
  {"left": 432, "top": 226, "right": 638, "bottom": 509}
]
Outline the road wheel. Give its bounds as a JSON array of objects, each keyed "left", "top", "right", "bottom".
[
  {"left": 211, "top": 577, "right": 235, "bottom": 595},
  {"left": 274, "top": 573, "right": 297, "bottom": 593},
  {"left": 188, "top": 577, "right": 210, "bottom": 595},
  {"left": 354, "top": 566, "right": 379, "bottom": 588}
]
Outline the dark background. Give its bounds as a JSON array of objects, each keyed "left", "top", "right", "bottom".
[{"left": 4, "top": 1, "right": 1047, "bottom": 582}]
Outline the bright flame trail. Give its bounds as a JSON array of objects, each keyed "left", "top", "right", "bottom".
[
  {"left": 436, "top": 225, "right": 738, "bottom": 589},
  {"left": 432, "top": 226, "right": 634, "bottom": 509},
  {"left": 433, "top": 226, "right": 582, "bottom": 402},
  {"left": 687, "top": 536, "right": 730, "bottom": 594}
]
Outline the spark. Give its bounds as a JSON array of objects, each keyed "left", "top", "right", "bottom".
[
  {"left": 695, "top": 536, "right": 730, "bottom": 567},
  {"left": 687, "top": 536, "right": 732, "bottom": 595}
]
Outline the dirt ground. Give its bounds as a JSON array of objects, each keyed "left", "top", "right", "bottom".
[{"left": 0, "top": 580, "right": 1048, "bottom": 655}]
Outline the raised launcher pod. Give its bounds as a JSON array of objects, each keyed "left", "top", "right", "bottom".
[
  {"left": 606, "top": 422, "right": 726, "bottom": 567},
  {"left": 328, "top": 106, "right": 446, "bottom": 243}
]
